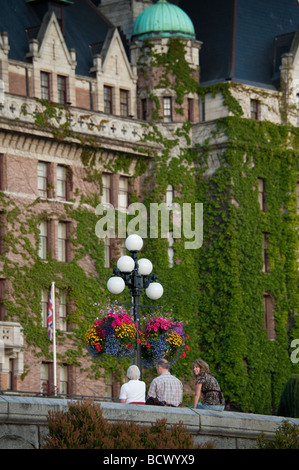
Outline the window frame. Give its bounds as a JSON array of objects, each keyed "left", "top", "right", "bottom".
[
  {"left": 118, "top": 176, "right": 129, "bottom": 212},
  {"left": 163, "top": 96, "right": 172, "bottom": 122},
  {"left": 258, "top": 178, "right": 267, "bottom": 212},
  {"left": 41, "top": 71, "right": 51, "bottom": 101},
  {"left": 59, "top": 364, "right": 69, "bottom": 396},
  {"left": 41, "top": 288, "right": 49, "bottom": 328},
  {"left": 57, "top": 75, "right": 67, "bottom": 105},
  {"left": 37, "top": 161, "right": 49, "bottom": 198},
  {"left": 120, "top": 89, "right": 129, "bottom": 117},
  {"left": 104, "top": 86, "right": 113, "bottom": 114},
  {"left": 56, "top": 165, "right": 68, "bottom": 201},
  {"left": 59, "top": 289, "right": 68, "bottom": 331},
  {"left": 250, "top": 99, "right": 260, "bottom": 120},
  {"left": 102, "top": 173, "right": 111, "bottom": 205},
  {"left": 262, "top": 232, "right": 270, "bottom": 273},
  {"left": 39, "top": 221, "right": 48, "bottom": 260},
  {"left": 264, "top": 293, "right": 276, "bottom": 340},
  {"left": 58, "top": 221, "right": 71, "bottom": 262}
]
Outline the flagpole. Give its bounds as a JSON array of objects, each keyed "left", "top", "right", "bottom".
[{"left": 52, "top": 281, "right": 57, "bottom": 396}]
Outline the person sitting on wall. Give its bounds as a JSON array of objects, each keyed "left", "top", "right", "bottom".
[
  {"left": 192, "top": 359, "right": 225, "bottom": 411},
  {"left": 119, "top": 365, "right": 146, "bottom": 404},
  {"left": 146, "top": 358, "right": 183, "bottom": 407}
]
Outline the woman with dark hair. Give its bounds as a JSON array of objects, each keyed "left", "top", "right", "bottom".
[{"left": 192, "top": 359, "right": 225, "bottom": 411}]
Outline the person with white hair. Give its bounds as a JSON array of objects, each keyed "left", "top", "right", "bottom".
[{"left": 119, "top": 365, "right": 146, "bottom": 404}]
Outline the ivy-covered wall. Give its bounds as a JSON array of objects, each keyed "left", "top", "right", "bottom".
[
  {"left": 1, "top": 37, "right": 299, "bottom": 414},
  {"left": 194, "top": 117, "right": 299, "bottom": 414}
]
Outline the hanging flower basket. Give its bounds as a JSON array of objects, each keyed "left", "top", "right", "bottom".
[
  {"left": 85, "top": 303, "right": 137, "bottom": 359},
  {"left": 85, "top": 302, "right": 189, "bottom": 367},
  {"left": 140, "top": 314, "right": 189, "bottom": 368}
]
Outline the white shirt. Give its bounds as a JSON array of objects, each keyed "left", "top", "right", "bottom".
[{"left": 119, "top": 379, "right": 146, "bottom": 403}]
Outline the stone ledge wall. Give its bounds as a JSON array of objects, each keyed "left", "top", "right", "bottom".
[{"left": 0, "top": 395, "right": 298, "bottom": 449}]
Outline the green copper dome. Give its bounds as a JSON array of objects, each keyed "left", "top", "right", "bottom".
[{"left": 132, "top": 0, "right": 196, "bottom": 41}]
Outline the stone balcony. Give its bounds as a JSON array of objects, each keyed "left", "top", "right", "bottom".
[
  {"left": 0, "top": 93, "right": 186, "bottom": 157},
  {"left": 0, "top": 322, "right": 24, "bottom": 374}
]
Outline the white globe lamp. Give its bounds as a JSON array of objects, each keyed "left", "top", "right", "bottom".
[
  {"left": 146, "top": 282, "right": 163, "bottom": 300},
  {"left": 137, "top": 258, "right": 153, "bottom": 276},
  {"left": 117, "top": 255, "right": 135, "bottom": 273},
  {"left": 107, "top": 276, "right": 125, "bottom": 295},
  {"left": 125, "top": 234, "right": 143, "bottom": 252}
]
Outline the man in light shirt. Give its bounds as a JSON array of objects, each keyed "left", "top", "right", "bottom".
[{"left": 146, "top": 358, "right": 183, "bottom": 407}]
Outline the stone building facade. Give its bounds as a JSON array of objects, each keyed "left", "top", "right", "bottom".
[{"left": 0, "top": 0, "right": 299, "bottom": 412}]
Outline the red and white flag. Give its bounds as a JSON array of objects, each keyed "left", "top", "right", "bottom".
[
  {"left": 47, "top": 282, "right": 57, "bottom": 395},
  {"left": 47, "top": 283, "right": 54, "bottom": 341}
]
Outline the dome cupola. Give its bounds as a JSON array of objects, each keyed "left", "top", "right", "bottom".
[{"left": 131, "top": 0, "right": 196, "bottom": 41}]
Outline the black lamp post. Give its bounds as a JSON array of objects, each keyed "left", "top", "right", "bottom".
[{"left": 106, "top": 234, "right": 163, "bottom": 376}]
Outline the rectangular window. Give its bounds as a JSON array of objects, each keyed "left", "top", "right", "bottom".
[
  {"left": 58, "top": 222, "right": 68, "bottom": 262},
  {"left": 41, "top": 289, "right": 49, "bottom": 328},
  {"left": 163, "top": 97, "right": 172, "bottom": 122},
  {"left": 59, "top": 289, "right": 68, "bottom": 331},
  {"left": 57, "top": 165, "right": 67, "bottom": 200},
  {"left": 141, "top": 98, "right": 147, "bottom": 121},
  {"left": 0, "top": 279, "right": 5, "bottom": 321},
  {"left": 57, "top": 75, "right": 67, "bottom": 105},
  {"left": 262, "top": 232, "right": 270, "bottom": 273},
  {"left": 7, "top": 358, "right": 15, "bottom": 391},
  {"left": 200, "top": 98, "right": 206, "bottom": 122},
  {"left": 167, "top": 230, "right": 174, "bottom": 268},
  {"left": 59, "top": 364, "right": 69, "bottom": 395},
  {"left": 166, "top": 184, "right": 174, "bottom": 207},
  {"left": 37, "top": 161, "right": 48, "bottom": 197},
  {"left": 39, "top": 221, "right": 48, "bottom": 260},
  {"left": 41, "top": 72, "right": 50, "bottom": 101},
  {"left": 104, "top": 236, "right": 111, "bottom": 268},
  {"left": 250, "top": 99, "right": 260, "bottom": 120},
  {"left": 188, "top": 98, "right": 194, "bottom": 122},
  {"left": 102, "top": 174, "right": 111, "bottom": 205},
  {"left": 104, "top": 86, "right": 113, "bottom": 114},
  {"left": 120, "top": 89, "right": 129, "bottom": 117},
  {"left": 0, "top": 154, "right": 6, "bottom": 190},
  {"left": 264, "top": 293, "right": 276, "bottom": 340},
  {"left": 40, "top": 363, "right": 49, "bottom": 394},
  {"left": 0, "top": 211, "right": 5, "bottom": 255},
  {"left": 258, "top": 178, "right": 267, "bottom": 212},
  {"left": 118, "top": 177, "right": 128, "bottom": 211},
  {"left": 40, "top": 362, "right": 55, "bottom": 394}
]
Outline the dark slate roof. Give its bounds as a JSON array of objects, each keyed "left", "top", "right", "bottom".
[
  {"left": 178, "top": 0, "right": 299, "bottom": 90},
  {"left": 0, "top": 0, "right": 113, "bottom": 76}
]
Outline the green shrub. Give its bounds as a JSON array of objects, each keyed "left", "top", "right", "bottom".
[
  {"left": 277, "top": 374, "right": 299, "bottom": 418},
  {"left": 256, "top": 420, "right": 299, "bottom": 449},
  {"left": 43, "top": 399, "right": 214, "bottom": 449}
]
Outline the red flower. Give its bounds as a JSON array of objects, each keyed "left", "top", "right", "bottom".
[
  {"left": 137, "top": 338, "right": 141, "bottom": 343},
  {"left": 186, "top": 345, "right": 190, "bottom": 351},
  {"left": 180, "top": 351, "right": 186, "bottom": 358}
]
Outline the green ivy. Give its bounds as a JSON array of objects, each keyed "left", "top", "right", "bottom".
[{"left": 2, "top": 39, "right": 299, "bottom": 414}]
